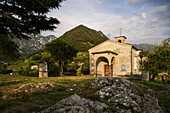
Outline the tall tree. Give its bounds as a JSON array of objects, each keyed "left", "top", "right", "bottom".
[
  {"left": 0, "top": 0, "right": 64, "bottom": 59},
  {"left": 140, "top": 39, "right": 170, "bottom": 81},
  {"left": 45, "top": 39, "right": 78, "bottom": 76},
  {"left": 0, "top": 34, "right": 20, "bottom": 60}
]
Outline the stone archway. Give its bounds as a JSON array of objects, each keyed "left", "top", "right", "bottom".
[
  {"left": 111, "top": 57, "right": 116, "bottom": 76},
  {"left": 96, "top": 57, "right": 109, "bottom": 76}
]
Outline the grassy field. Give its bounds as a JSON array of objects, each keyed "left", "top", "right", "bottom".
[
  {"left": 7, "top": 61, "right": 37, "bottom": 70},
  {"left": 0, "top": 74, "right": 169, "bottom": 113}
]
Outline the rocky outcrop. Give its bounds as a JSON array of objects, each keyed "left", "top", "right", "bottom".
[
  {"left": 163, "top": 86, "right": 170, "bottom": 94},
  {"left": 14, "top": 83, "right": 61, "bottom": 93},
  {"left": 39, "top": 94, "right": 111, "bottom": 113},
  {"left": 92, "top": 77, "right": 163, "bottom": 113},
  {"left": 40, "top": 77, "right": 163, "bottom": 113}
]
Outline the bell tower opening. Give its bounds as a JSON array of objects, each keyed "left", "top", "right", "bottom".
[{"left": 115, "top": 36, "right": 127, "bottom": 44}]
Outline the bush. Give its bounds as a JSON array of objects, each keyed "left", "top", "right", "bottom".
[
  {"left": 17, "top": 69, "right": 38, "bottom": 77},
  {"left": 31, "top": 55, "right": 41, "bottom": 61},
  {"left": 0, "top": 69, "right": 12, "bottom": 74},
  {"left": 48, "top": 61, "right": 59, "bottom": 77}
]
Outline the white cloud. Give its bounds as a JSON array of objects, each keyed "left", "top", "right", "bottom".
[
  {"left": 150, "top": 4, "right": 170, "bottom": 21},
  {"left": 41, "top": 0, "right": 170, "bottom": 44},
  {"left": 126, "top": 0, "right": 146, "bottom": 6}
]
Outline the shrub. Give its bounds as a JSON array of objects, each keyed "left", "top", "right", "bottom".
[
  {"left": 0, "top": 69, "right": 12, "bottom": 74},
  {"left": 17, "top": 69, "right": 38, "bottom": 77}
]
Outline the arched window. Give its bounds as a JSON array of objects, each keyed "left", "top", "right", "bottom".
[
  {"left": 118, "top": 40, "right": 121, "bottom": 43},
  {"left": 121, "top": 64, "right": 126, "bottom": 71},
  {"left": 42, "top": 62, "right": 47, "bottom": 71}
]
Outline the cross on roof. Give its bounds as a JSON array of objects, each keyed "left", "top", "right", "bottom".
[{"left": 119, "top": 28, "right": 122, "bottom": 36}]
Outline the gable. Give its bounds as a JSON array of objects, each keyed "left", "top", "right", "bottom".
[{"left": 88, "top": 40, "right": 132, "bottom": 53}]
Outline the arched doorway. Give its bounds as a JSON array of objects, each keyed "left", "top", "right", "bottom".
[{"left": 96, "top": 57, "right": 109, "bottom": 76}]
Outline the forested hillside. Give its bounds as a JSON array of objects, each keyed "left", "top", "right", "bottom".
[
  {"left": 58, "top": 25, "right": 109, "bottom": 51},
  {"left": 132, "top": 43, "right": 155, "bottom": 51}
]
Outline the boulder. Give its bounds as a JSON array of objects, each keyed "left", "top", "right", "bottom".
[
  {"left": 163, "top": 86, "right": 170, "bottom": 94},
  {"left": 92, "top": 77, "right": 163, "bottom": 113},
  {"left": 39, "top": 94, "right": 111, "bottom": 113},
  {"left": 39, "top": 77, "right": 164, "bottom": 113}
]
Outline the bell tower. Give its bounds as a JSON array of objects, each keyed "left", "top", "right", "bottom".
[{"left": 115, "top": 36, "right": 127, "bottom": 44}]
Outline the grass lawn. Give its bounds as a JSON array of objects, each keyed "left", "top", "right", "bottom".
[
  {"left": 0, "top": 74, "right": 169, "bottom": 113},
  {"left": 0, "top": 74, "right": 98, "bottom": 113}
]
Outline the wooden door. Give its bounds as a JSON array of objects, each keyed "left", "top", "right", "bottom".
[
  {"left": 104, "top": 64, "right": 113, "bottom": 76},
  {"left": 111, "top": 64, "right": 113, "bottom": 76},
  {"left": 104, "top": 65, "right": 109, "bottom": 76}
]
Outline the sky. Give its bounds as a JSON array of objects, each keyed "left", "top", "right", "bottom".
[{"left": 41, "top": 0, "right": 170, "bottom": 44}]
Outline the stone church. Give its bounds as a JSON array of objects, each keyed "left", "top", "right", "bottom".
[{"left": 88, "top": 36, "right": 143, "bottom": 77}]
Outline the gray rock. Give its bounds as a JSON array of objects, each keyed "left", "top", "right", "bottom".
[
  {"left": 39, "top": 94, "right": 111, "bottom": 113},
  {"left": 163, "top": 86, "right": 170, "bottom": 93},
  {"left": 91, "top": 77, "right": 164, "bottom": 113},
  {"left": 39, "top": 78, "right": 164, "bottom": 113},
  {"left": 13, "top": 83, "right": 59, "bottom": 93}
]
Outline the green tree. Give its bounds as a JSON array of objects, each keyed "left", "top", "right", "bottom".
[
  {"left": 0, "top": 34, "right": 20, "bottom": 60},
  {"left": 0, "top": 0, "right": 64, "bottom": 59},
  {"left": 45, "top": 39, "right": 78, "bottom": 76},
  {"left": 140, "top": 39, "right": 170, "bottom": 81},
  {"left": 156, "top": 38, "right": 170, "bottom": 74}
]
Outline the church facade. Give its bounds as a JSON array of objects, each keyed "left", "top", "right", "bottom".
[{"left": 88, "top": 36, "right": 143, "bottom": 77}]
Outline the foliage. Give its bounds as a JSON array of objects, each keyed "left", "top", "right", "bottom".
[
  {"left": 0, "top": 63, "right": 12, "bottom": 74},
  {"left": 58, "top": 25, "right": 108, "bottom": 52},
  {"left": 45, "top": 39, "right": 78, "bottom": 76},
  {"left": 154, "top": 38, "right": 170, "bottom": 74},
  {"left": 139, "top": 39, "right": 170, "bottom": 80},
  {"left": 66, "top": 62, "right": 79, "bottom": 73},
  {"left": 17, "top": 69, "right": 38, "bottom": 77},
  {"left": 64, "top": 52, "right": 89, "bottom": 75},
  {"left": 0, "top": 35, "right": 20, "bottom": 60},
  {"left": 0, "top": 69, "right": 12, "bottom": 74},
  {"left": 8, "top": 61, "right": 36, "bottom": 70},
  {"left": 0, "top": 0, "right": 63, "bottom": 60},
  {"left": 47, "top": 59, "right": 60, "bottom": 77},
  {"left": 0, "top": 0, "right": 63, "bottom": 39}
]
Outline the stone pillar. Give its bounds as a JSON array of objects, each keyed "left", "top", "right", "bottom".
[
  {"left": 109, "top": 60, "right": 112, "bottom": 76},
  {"left": 109, "top": 65, "right": 111, "bottom": 76},
  {"left": 142, "top": 71, "right": 149, "bottom": 81},
  {"left": 39, "top": 62, "right": 48, "bottom": 78}
]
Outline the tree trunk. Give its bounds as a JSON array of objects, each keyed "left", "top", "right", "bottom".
[
  {"left": 59, "top": 58, "right": 63, "bottom": 76},
  {"left": 151, "top": 74, "right": 157, "bottom": 81}
]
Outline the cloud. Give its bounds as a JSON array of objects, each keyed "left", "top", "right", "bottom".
[
  {"left": 126, "top": 0, "right": 145, "bottom": 6},
  {"left": 132, "top": 12, "right": 147, "bottom": 19},
  {"left": 150, "top": 3, "right": 170, "bottom": 23},
  {"left": 126, "top": 0, "right": 170, "bottom": 7},
  {"left": 41, "top": 0, "right": 170, "bottom": 44}
]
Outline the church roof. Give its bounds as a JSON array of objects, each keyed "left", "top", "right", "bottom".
[
  {"left": 115, "top": 36, "right": 127, "bottom": 39},
  {"left": 88, "top": 39, "right": 139, "bottom": 51},
  {"left": 92, "top": 50, "right": 118, "bottom": 55}
]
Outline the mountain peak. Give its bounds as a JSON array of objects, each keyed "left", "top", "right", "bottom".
[{"left": 58, "top": 25, "right": 109, "bottom": 52}]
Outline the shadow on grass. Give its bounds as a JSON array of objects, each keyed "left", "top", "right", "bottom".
[
  {"left": 127, "top": 78, "right": 168, "bottom": 90},
  {"left": 0, "top": 81, "right": 25, "bottom": 86}
]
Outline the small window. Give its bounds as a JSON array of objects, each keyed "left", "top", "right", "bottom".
[
  {"left": 118, "top": 40, "right": 121, "bottom": 43},
  {"left": 121, "top": 64, "right": 126, "bottom": 71}
]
